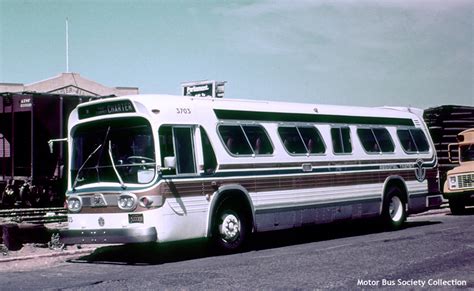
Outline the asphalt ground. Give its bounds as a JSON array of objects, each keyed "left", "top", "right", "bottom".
[{"left": 0, "top": 206, "right": 453, "bottom": 267}]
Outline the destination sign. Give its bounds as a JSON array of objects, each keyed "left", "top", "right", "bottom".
[{"left": 78, "top": 100, "right": 135, "bottom": 119}]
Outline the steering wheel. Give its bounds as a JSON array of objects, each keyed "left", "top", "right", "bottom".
[{"left": 127, "top": 156, "right": 155, "bottom": 163}]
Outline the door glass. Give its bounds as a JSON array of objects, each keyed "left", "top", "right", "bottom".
[{"left": 173, "top": 127, "right": 196, "bottom": 174}]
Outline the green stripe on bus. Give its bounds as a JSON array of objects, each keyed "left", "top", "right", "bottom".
[{"left": 214, "top": 109, "right": 415, "bottom": 126}]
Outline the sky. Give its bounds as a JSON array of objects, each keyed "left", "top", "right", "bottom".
[{"left": 0, "top": 0, "right": 472, "bottom": 109}]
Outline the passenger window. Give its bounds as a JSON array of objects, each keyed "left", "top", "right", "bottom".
[
  {"left": 397, "top": 130, "right": 413, "bottom": 152},
  {"left": 242, "top": 125, "right": 273, "bottom": 155},
  {"left": 331, "top": 127, "right": 352, "bottom": 154},
  {"left": 397, "top": 129, "right": 430, "bottom": 153},
  {"left": 373, "top": 128, "right": 394, "bottom": 152},
  {"left": 410, "top": 129, "right": 429, "bottom": 152},
  {"left": 200, "top": 127, "right": 217, "bottom": 174},
  {"left": 278, "top": 126, "right": 325, "bottom": 155},
  {"left": 357, "top": 128, "right": 394, "bottom": 153},
  {"left": 298, "top": 127, "right": 325, "bottom": 154},
  {"left": 218, "top": 125, "right": 252, "bottom": 156},
  {"left": 219, "top": 125, "right": 273, "bottom": 156},
  {"left": 278, "top": 127, "right": 306, "bottom": 154},
  {"left": 357, "top": 128, "right": 379, "bottom": 153}
]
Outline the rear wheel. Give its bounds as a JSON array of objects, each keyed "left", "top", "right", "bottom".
[
  {"left": 212, "top": 199, "right": 249, "bottom": 253},
  {"left": 382, "top": 187, "right": 407, "bottom": 230},
  {"left": 448, "top": 199, "right": 466, "bottom": 215}
]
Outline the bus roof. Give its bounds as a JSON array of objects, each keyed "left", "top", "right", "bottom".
[{"left": 76, "top": 94, "right": 422, "bottom": 126}]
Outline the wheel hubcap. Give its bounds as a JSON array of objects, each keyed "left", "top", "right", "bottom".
[
  {"left": 219, "top": 213, "right": 241, "bottom": 242},
  {"left": 389, "top": 196, "right": 403, "bottom": 222}
]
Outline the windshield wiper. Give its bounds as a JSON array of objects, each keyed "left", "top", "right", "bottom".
[
  {"left": 108, "top": 140, "right": 126, "bottom": 189},
  {"left": 72, "top": 144, "right": 102, "bottom": 191}
]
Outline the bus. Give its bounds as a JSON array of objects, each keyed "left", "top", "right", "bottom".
[
  {"left": 444, "top": 128, "right": 474, "bottom": 214},
  {"left": 60, "top": 94, "right": 442, "bottom": 251}
]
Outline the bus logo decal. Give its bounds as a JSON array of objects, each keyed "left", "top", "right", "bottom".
[{"left": 415, "top": 159, "right": 426, "bottom": 182}]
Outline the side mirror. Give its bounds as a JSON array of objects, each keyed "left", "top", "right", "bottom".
[
  {"left": 47, "top": 138, "right": 68, "bottom": 154},
  {"left": 164, "top": 156, "right": 176, "bottom": 170}
]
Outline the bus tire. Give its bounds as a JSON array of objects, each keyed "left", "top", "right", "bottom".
[
  {"left": 382, "top": 187, "right": 407, "bottom": 230},
  {"left": 2, "top": 223, "right": 23, "bottom": 251},
  {"left": 211, "top": 199, "right": 249, "bottom": 253},
  {"left": 448, "top": 199, "right": 465, "bottom": 215}
]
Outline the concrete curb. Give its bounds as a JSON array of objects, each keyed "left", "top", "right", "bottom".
[
  {"left": 0, "top": 247, "right": 96, "bottom": 263},
  {"left": 411, "top": 206, "right": 450, "bottom": 217}
]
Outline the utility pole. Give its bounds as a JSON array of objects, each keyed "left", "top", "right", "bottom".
[{"left": 66, "top": 18, "right": 69, "bottom": 73}]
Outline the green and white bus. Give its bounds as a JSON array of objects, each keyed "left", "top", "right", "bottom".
[{"left": 60, "top": 94, "right": 442, "bottom": 251}]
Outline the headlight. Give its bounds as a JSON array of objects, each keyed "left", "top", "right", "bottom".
[
  {"left": 67, "top": 196, "right": 82, "bottom": 212},
  {"left": 448, "top": 176, "right": 458, "bottom": 189},
  {"left": 118, "top": 193, "right": 138, "bottom": 211}
]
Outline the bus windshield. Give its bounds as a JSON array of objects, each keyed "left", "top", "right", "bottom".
[
  {"left": 460, "top": 144, "right": 474, "bottom": 162},
  {"left": 71, "top": 117, "right": 155, "bottom": 188}
]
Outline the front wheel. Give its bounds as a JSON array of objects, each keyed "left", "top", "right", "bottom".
[
  {"left": 212, "top": 201, "right": 249, "bottom": 253},
  {"left": 448, "top": 199, "right": 466, "bottom": 215},
  {"left": 382, "top": 187, "right": 407, "bottom": 230}
]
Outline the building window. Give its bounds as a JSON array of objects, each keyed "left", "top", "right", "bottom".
[
  {"left": 331, "top": 127, "right": 352, "bottom": 154},
  {"left": 218, "top": 124, "right": 273, "bottom": 156},
  {"left": 0, "top": 134, "right": 10, "bottom": 158},
  {"left": 397, "top": 128, "right": 430, "bottom": 153}
]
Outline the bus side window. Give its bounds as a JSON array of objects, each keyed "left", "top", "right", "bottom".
[
  {"left": 410, "top": 129, "right": 430, "bottom": 152},
  {"left": 397, "top": 129, "right": 429, "bottom": 153},
  {"left": 200, "top": 127, "right": 217, "bottom": 174},
  {"left": 357, "top": 128, "right": 379, "bottom": 153},
  {"left": 218, "top": 125, "right": 253, "bottom": 156},
  {"left": 242, "top": 125, "right": 274, "bottom": 155},
  {"left": 278, "top": 127, "right": 306, "bottom": 154},
  {"left": 298, "top": 127, "right": 325, "bottom": 154},
  {"left": 397, "top": 129, "right": 414, "bottom": 153},
  {"left": 332, "top": 127, "right": 352, "bottom": 154},
  {"left": 373, "top": 128, "right": 394, "bottom": 153}
]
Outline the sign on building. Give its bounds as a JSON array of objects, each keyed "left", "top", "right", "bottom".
[{"left": 181, "top": 80, "right": 226, "bottom": 98}]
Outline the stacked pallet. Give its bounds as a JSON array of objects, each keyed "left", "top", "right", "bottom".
[{"left": 423, "top": 105, "right": 474, "bottom": 191}]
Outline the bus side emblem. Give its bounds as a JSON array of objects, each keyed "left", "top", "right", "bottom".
[
  {"left": 414, "top": 159, "right": 426, "bottom": 182},
  {"left": 98, "top": 217, "right": 105, "bottom": 227}
]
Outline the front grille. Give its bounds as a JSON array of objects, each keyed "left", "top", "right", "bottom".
[{"left": 457, "top": 173, "right": 474, "bottom": 189}]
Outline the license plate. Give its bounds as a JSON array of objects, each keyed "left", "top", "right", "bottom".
[{"left": 128, "top": 213, "right": 144, "bottom": 224}]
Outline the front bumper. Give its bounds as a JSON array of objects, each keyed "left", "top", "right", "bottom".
[
  {"left": 60, "top": 226, "right": 157, "bottom": 245},
  {"left": 443, "top": 190, "right": 474, "bottom": 200}
]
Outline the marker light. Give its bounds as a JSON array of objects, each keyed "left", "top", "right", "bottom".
[{"left": 138, "top": 195, "right": 164, "bottom": 208}]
